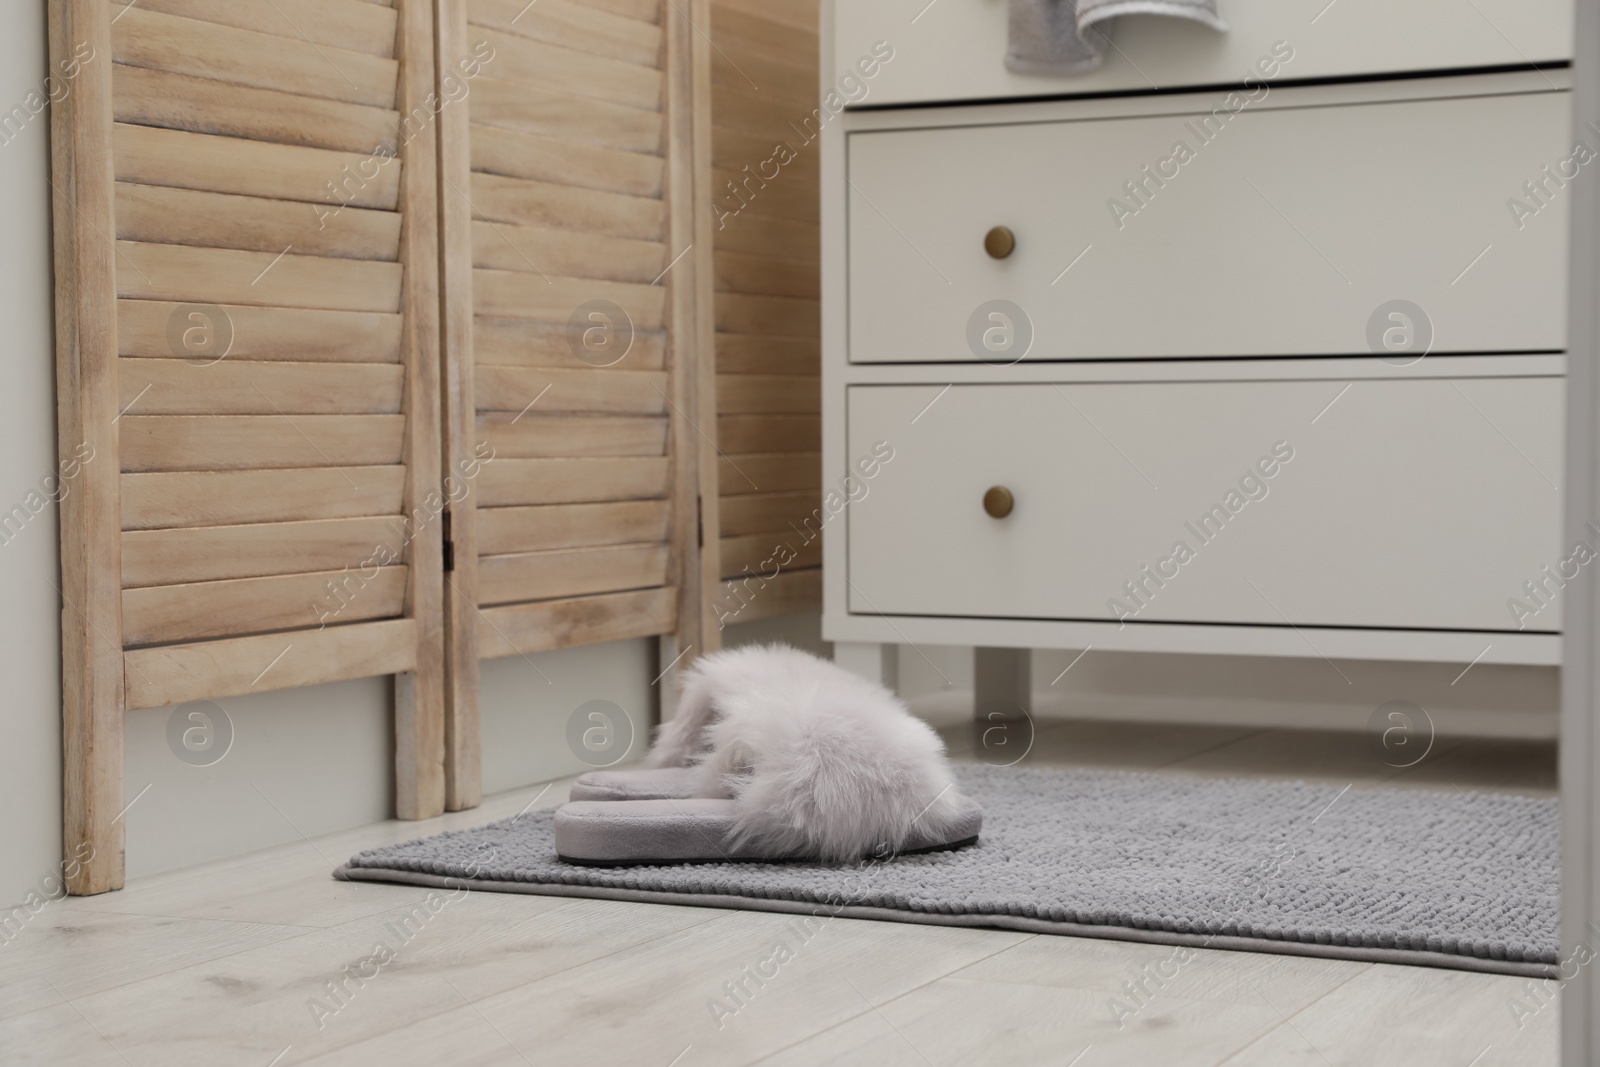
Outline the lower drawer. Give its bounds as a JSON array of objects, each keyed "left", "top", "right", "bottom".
[{"left": 846, "top": 378, "right": 1563, "bottom": 632}]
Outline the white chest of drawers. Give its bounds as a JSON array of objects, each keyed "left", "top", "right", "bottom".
[{"left": 820, "top": 0, "right": 1575, "bottom": 676}]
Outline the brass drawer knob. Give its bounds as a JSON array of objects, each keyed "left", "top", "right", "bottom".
[
  {"left": 983, "top": 485, "right": 1014, "bottom": 518},
  {"left": 984, "top": 226, "right": 1016, "bottom": 259}
]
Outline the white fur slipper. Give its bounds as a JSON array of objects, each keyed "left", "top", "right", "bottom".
[{"left": 557, "top": 644, "right": 982, "bottom": 865}]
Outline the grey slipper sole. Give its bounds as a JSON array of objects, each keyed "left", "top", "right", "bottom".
[
  {"left": 554, "top": 794, "right": 984, "bottom": 866},
  {"left": 569, "top": 766, "right": 708, "bottom": 802}
]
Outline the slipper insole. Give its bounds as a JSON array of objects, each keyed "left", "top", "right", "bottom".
[
  {"left": 569, "top": 766, "right": 710, "bottom": 802},
  {"left": 554, "top": 795, "right": 984, "bottom": 866}
]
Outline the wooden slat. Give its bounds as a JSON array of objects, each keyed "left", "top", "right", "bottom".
[
  {"left": 471, "top": 219, "right": 662, "bottom": 282},
  {"left": 52, "top": 0, "right": 124, "bottom": 895},
  {"left": 712, "top": 210, "right": 818, "bottom": 258},
  {"left": 478, "top": 499, "right": 669, "bottom": 555},
  {"left": 109, "top": 0, "right": 400, "bottom": 58},
  {"left": 717, "top": 451, "right": 820, "bottom": 494},
  {"left": 118, "top": 301, "right": 402, "bottom": 362},
  {"left": 471, "top": 269, "right": 665, "bottom": 327},
  {"left": 122, "top": 467, "right": 408, "bottom": 529},
  {"left": 716, "top": 292, "right": 819, "bottom": 337},
  {"left": 588, "top": 0, "right": 661, "bottom": 25},
  {"left": 713, "top": 182, "right": 819, "bottom": 231},
  {"left": 713, "top": 0, "right": 816, "bottom": 35},
  {"left": 469, "top": 171, "right": 663, "bottom": 239},
  {"left": 716, "top": 374, "right": 819, "bottom": 414},
  {"left": 468, "top": 76, "right": 662, "bottom": 153},
  {"left": 712, "top": 89, "right": 826, "bottom": 147},
  {"left": 125, "top": 618, "right": 418, "bottom": 710},
  {"left": 114, "top": 124, "right": 401, "bottom": 209},
  {"left": 718, "top": 489, "right": 820, "bottom": 538},
  {"left": 711, "top": 6, "right": 817, "bottom": 71},
  {"left": 714, "top": 565, "right": 821, "bottom": 626},
  {"left": 713, "top": 123, "right": 821, "bottom": 175},
  {"left": 479, "top": 413, "right": 667, "bottom": 457},
  {"left": 123, "top": 516, "right": 406, "bottom": 586},
  {"left": 713, "top": 163, "right": 819, "bottom": 219},
  {"left": 119, "top": 414, "right": 406, "bottom": 471},
  {"left": 711, "top": 46, "right": 815, "bottom": 101},
  {"left": 113, "top": 8, "right": 398, "bottom": 109},
  {"left": 710, "top": 166, "right": 819, "bottom": 227},
  {"left": 474, "top": 316, "right": 665, "bottom": 370},
  {"left": 478, "top": 543, "right": 669, "bottom": 605},
  {"left": 478, "top": 456, "right": 669, "bottom": 506},
  {"left": 116, "top": 242, "right": 403, "bottom": 313},
  {"left": 719, "top": 530, "right": 820, "bottom": 578},
  {"left": 717, "top": 414, "right": 819, "bottom": 453},
  {"left": 123, "top": 565, "right": 408, "bottom": 646},
  {"left": 477, "top": 586, "right": 678, "bottom": 659},
  {"left": 475, "top": 366, "right": 668, "bottom": 414},
  {"left": 714, "top": 292, "right": 818, "bottom": 337},
  {"left": 470, "top": 123, "right": 663, "bottom": 198},
  {"left": 470, "top": 0, "right": 663, "bottom": 67},
  {"left": 713, "top": 249, "right": 819, "bottom": 298},
  {"left": 715, "top": 334, "right": 818, "bottom": 375},
  {"left": 112, "top": 64, "right": 399, "bottom": 156},
  {"left": 116, "top": 184, "right": 401, "bottom": 262},
  {"left": 118, "top": 359, "right": 404, "bottom": 414},
  {"left": 473, "top": 27, "right": 661, "bottom": 110}
]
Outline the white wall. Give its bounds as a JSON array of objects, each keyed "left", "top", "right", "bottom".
[
  {"left": 122, "top": 677, "right": 394, "bottom": 878},
  {"left": 722, "top": 609, "right": 831, "bottom": 659},
  {"left": 478, "top": 640, "right": 655, "bottom": 796},
  {"left": 0, "top": 1, "right": 68, "bottom": 909},
  {"left": 121, "top": 643, "right": 658, "bottom": 879}
]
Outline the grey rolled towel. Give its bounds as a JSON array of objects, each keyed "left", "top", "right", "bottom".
[{"left": 1007, "top": 0, "right": 1227, "bottom": 76}]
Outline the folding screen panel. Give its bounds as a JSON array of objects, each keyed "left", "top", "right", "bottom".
[
  {"left": 52, "top": 0, "right": 445, "bottom": 893},
  {"left": 696, "top": 0, "right": 823, "bottom": 638},
  {"left": 435, "top": 0, "right": 702, "bottom": 808},
  {"left": 53, "top": 0, "right": 783, "bottom": 892}
]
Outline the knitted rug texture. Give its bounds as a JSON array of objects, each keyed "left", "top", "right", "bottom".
[{"left": 339, "top": 764, "right": 1560, "bottom": 977}]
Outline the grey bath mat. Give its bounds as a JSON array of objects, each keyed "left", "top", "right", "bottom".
[{"left": 338, "top": 765, "right": 1560, "bottom": 977}]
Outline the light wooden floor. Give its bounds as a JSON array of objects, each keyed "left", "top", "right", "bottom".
[{"left": 3, "top": 718, "right": 1559, "bottom": 1066}]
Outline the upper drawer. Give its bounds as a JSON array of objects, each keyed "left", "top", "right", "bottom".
[
  {"left": 835, "top": 0, "right": 1573, "bottom": 107},
  {"left": 847, "top": 88, "right": 1570, "bottom": 362}
]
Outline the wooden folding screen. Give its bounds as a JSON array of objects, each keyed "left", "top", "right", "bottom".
[
  {"left": 53, "top": 0, "right": 446, "bottom": 893},
  {"left": 434, "top": 0, "right": 702, "bottom": 809},
  {"left": 694, "top": 0, "right": 823, "bottom": 640},
  {"left": 52, "top": 0, "right": 800, "bottom": 893}
]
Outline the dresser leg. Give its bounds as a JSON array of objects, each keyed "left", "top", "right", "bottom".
[
  {"left": 974, "top": 647, "right": 1031, "bottom": 720},
  {"left": 834, "top": 642, "right": 899, "bottom": 692}
]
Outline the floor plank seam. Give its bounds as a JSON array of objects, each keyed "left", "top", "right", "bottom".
[
  {"left": 58, "top": 905, "right": 335, "bottom": 930},
  {"left": 1207, "top": 961, "right": 1374, "bottom": 1066},
  {"left": 736, "top": 930, "right": 1041, "bottom": 1067}
]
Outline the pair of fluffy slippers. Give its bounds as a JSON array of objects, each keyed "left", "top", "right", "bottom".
[{"left": 553, "top": 644, "right": 983, "bottom": 866}]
